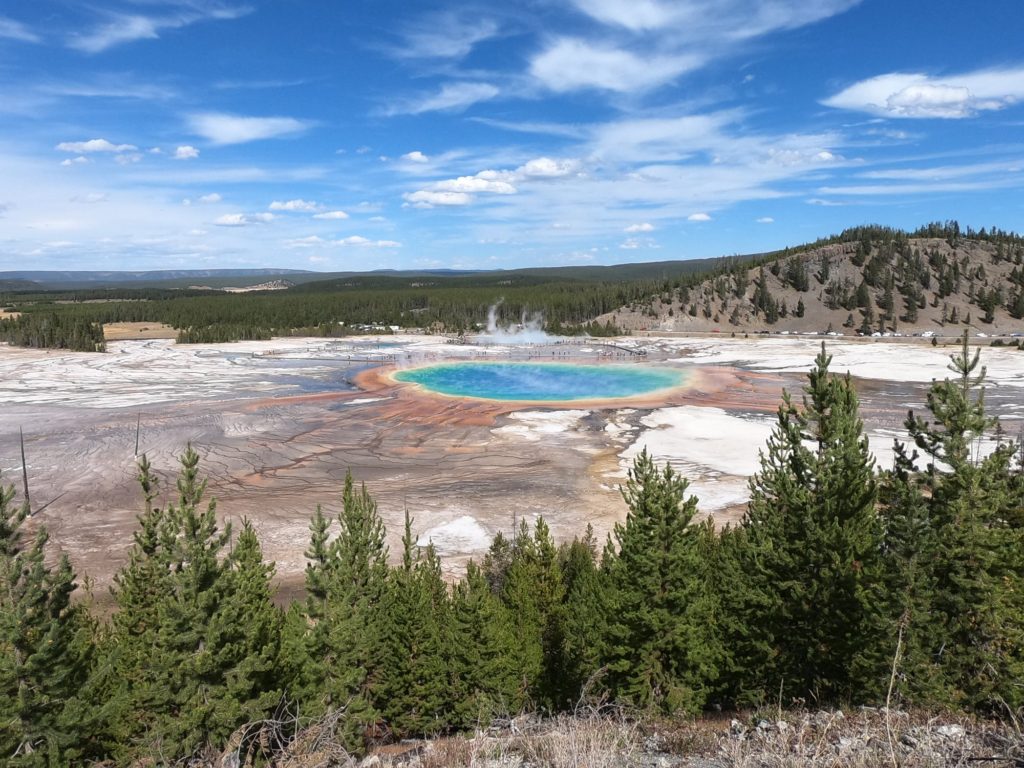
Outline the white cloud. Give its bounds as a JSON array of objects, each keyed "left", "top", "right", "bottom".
[
  {"left": 398, "top": 15, "right": 499, "bottom": 59},
  {"left": 60, "top": 156, "right": 90, "bottom": 167},
  {"left": 403, "top": 190, "right": 473, "bottom": 208},
  {"left": 619, "top": 236, "right": 659, "bottom": 250},
  {"left": 71, "top": 192, "right": 108, "bottom": 204},
  {"left": 823, "top": 67, "right": 1024, "bottom": 119},
  {"left": 756, "top": 216, "right": 774, "bottom": 223},
  {"left": 187, "top": 113, "right": 311, "bottom": 145},
  {"left": 531, "top": 38, "right": 701, "bottom": 93},
  {"left": 335, "top": 235, "right": 401, "bottom": 248},
  {"left": 198, "top": 193, "right": 222, "bottom": 203},
  {"left": 269, "top": 199, "right": 319, "bottom": 212},
  {"left": 285, "top": 234, "right": 400, "bottom": 248},
  {"left": 313, "top": 210, "right": 350, "bottom": 220},
  {"left": 174, "top": 145, "right": 200, "bottom": 160},
  {"left": 148, "top": 147, "right": 164, "bottom": 155},
  {"left": 401, "top": 151, "right": 430, "bottom": 163},
  {"left": 571, "top": 0, "right": 674, "bottom": 31},
  {"left": 68, "top": 6, "right": 250, "bottom": 54},
  {"left": 56, "top": 138, "right": 138, "bottom": 153},
  {"left": 571, "top": 0, "right": 860, "bottom": 38},
  {"left": 114, "top": 152, "right": 143, "bottom": 165},
  {"left": 390, "top": 82, "right": 500, "bottom": 115},
  {"left": 516, "top": 157, "right": 582, "bottom": 178},
  {"left": 688, "top": 212, "right": 711, "bottom": 221},
  {"left": 433, "top": 176, "right": 517, "bottom": 195},
  {"left": 625, "top": 222, "right": 655, "bottom": 232},
  {"left": 214, "top": 212, "right": 275, "bottom": 227},
  {"left": 0, "top": 16, "right": 40, "bottom": 43}
]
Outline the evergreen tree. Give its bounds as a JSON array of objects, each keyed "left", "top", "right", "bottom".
[
  {"left": 0, "top": 481, "right": 91, "bottom": 766},
  {"left": 449, "top": 561, "right": 524, "bottom": 727},
  {"left": 97, "top": 448, "right": 281, "bottom": 762},
  {"left": 499, "top": 518, "right": 566, "bottom": 711},
  {"left": 725, "top": 344, "right": 882, "bottom": 704},
  {"left": 376, "top": 512, "right": 451, "bottom": 738},
  {"left": 558, "top": 527, "right": 606, "bottom": 705},
  {"left": 600, "top": 450, "right": 722, "bottom": 714},
  {"left": 287, "top": 473, "right": 390, "bottom": 750},
  {"left": 890, "top": 333, "right": 1024, "bottom": 710}
]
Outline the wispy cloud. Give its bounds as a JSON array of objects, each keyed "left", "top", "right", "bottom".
[
  {"left": 0, "top": 16, "right": 41, "bottom": 43},
  {"left": 187, "top": 113, "right": 312, "bottom": 145},
  {"left": 68, "top": 4, "right": 251, "bottom": 54},
  {"left": 386, "top": 82, "right": 500, "bottom": 115},
  {"left": 531, "top": 39, "right": 701, "bottom": 93},
  {"left": 823, "top": 66, "right": 1024, "bottom": 119},
  {"left": 395, "top": 14, "right": 500, "bottom": 59},
  {"left": 570, "top": 0, "right": 860, "bottom": 39},
  {"left": 269, "top": 199, "right": 319, "bottom": 212},
  {"left": 285, "top": 235, "right": 401, "bottom": 248}
]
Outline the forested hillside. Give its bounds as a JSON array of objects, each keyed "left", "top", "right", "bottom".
[
  {"left": 3, "top": 336, "right": 1022, "bottom": 765},
  {"left": 603, "top": 222, "right": 1024, "bottom": 334},
  {"left": 4, "top": 222, "right": 1024, "bottom": 350}
]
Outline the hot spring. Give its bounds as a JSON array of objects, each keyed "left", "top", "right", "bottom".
[{"left": 393, "top": 361, "right": 687, "bottom": 402}]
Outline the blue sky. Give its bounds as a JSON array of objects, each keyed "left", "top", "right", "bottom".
[{"left": 1, "top": 0, "right": 1023, "bottom": 272}]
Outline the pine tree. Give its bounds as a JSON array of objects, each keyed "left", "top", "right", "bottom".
[
  {"left": 891, "top": 333, "right": 1024, "bottom": 710},
  {"left": 204, "top": 519, "right": 283, "bottom": 742},
  {"left": 288, "top": 473, "right": 390, "bottom": 750},
  {"left": 498, "top": 518, "right": 566, "bottom": 711},
  {"left": 600, "top": 450, "right": 722, "bottom": 714},
  {"left": 727, "top": 344, "right": 882, "bottom": 704},
  {"left": 0, "top": 481, "right": 91, "bottom": 766},
  {"left": 449, "top": 561, "right": 524, "bottom": 727},
  {"left": 376, "top": 512, "right": 451, "bottom": 738},
  {"left": 558, "top": 527, "right": 606, "bottom": 706},
  {"left": 97, "top": 448, "right": 282, "bottom": 762}
]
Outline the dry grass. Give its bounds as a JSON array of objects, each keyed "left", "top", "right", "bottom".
[
  {"left": 102, "top": 322, "right": 177, "bottom": 340},
  {"left": 698, "top": 708, "right": 1022, "bottom": 768},
  {"left": 191, "top": 707, "right": 1022, "bottom": 768}
]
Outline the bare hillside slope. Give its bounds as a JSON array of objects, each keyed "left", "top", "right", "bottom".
[{"left": 601, "top": 226, "right": 1024, "bottom": 336}]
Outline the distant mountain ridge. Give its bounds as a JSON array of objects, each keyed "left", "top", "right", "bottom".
[{"left": 0, "top": 268, "right": 313, "bottom": 287}]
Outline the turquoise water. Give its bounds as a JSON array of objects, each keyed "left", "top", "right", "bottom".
[{"left": 393, "top": 361, "right": 685, "bottom": 402}]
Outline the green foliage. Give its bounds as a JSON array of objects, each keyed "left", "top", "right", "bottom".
[
  {"left": 600, "top": 450, "right": 722, "bottom": 714},
  {"left": 375, "top": 512, "right": 451, "bottom": 738},
  {"left": 879, "top": 333, "right": 1024, "bottom": 711},
  {"left": 449, "top": 561, "right": 524, "bottom": 726},
  {"left": 720, "top": 344, "right": 882, "bottom": 705},
  {"left": 0, "top": 481, "right": 91, "bottom": 766},
  {"left": 284, "top": 473, "right": 390, "bottom": 750},
  {"left": 0, "top": 312, "right": 105, "bottom": 352},
  {"left": 93, "top": 448, "right": 281, "bottom": 763}
]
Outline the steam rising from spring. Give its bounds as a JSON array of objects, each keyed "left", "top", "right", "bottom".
[{"left": 481, "top": 299, "right": 558, "bottom": 345}]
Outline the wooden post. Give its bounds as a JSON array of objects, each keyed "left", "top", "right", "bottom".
[
  {"left": 19, "top": 427, "right": 30, "bottom": 514},
  {"left": 134, "top": 413, "right": 141, "bottom": 457}
]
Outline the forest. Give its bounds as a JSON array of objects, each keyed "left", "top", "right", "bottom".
[
  {"left": 3, "top": 335, "right": 1022, "bottom": 766},
  {"left": 3, "top": 221, "right": 1022, "bottom": 350}
]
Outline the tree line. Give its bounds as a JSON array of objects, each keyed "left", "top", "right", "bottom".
[
  {"left": 3, "top": 337, "right": 1023, "bottom": 765},
  {"left": 0, "top": 313, "right": 105, "bottom": 352}
]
